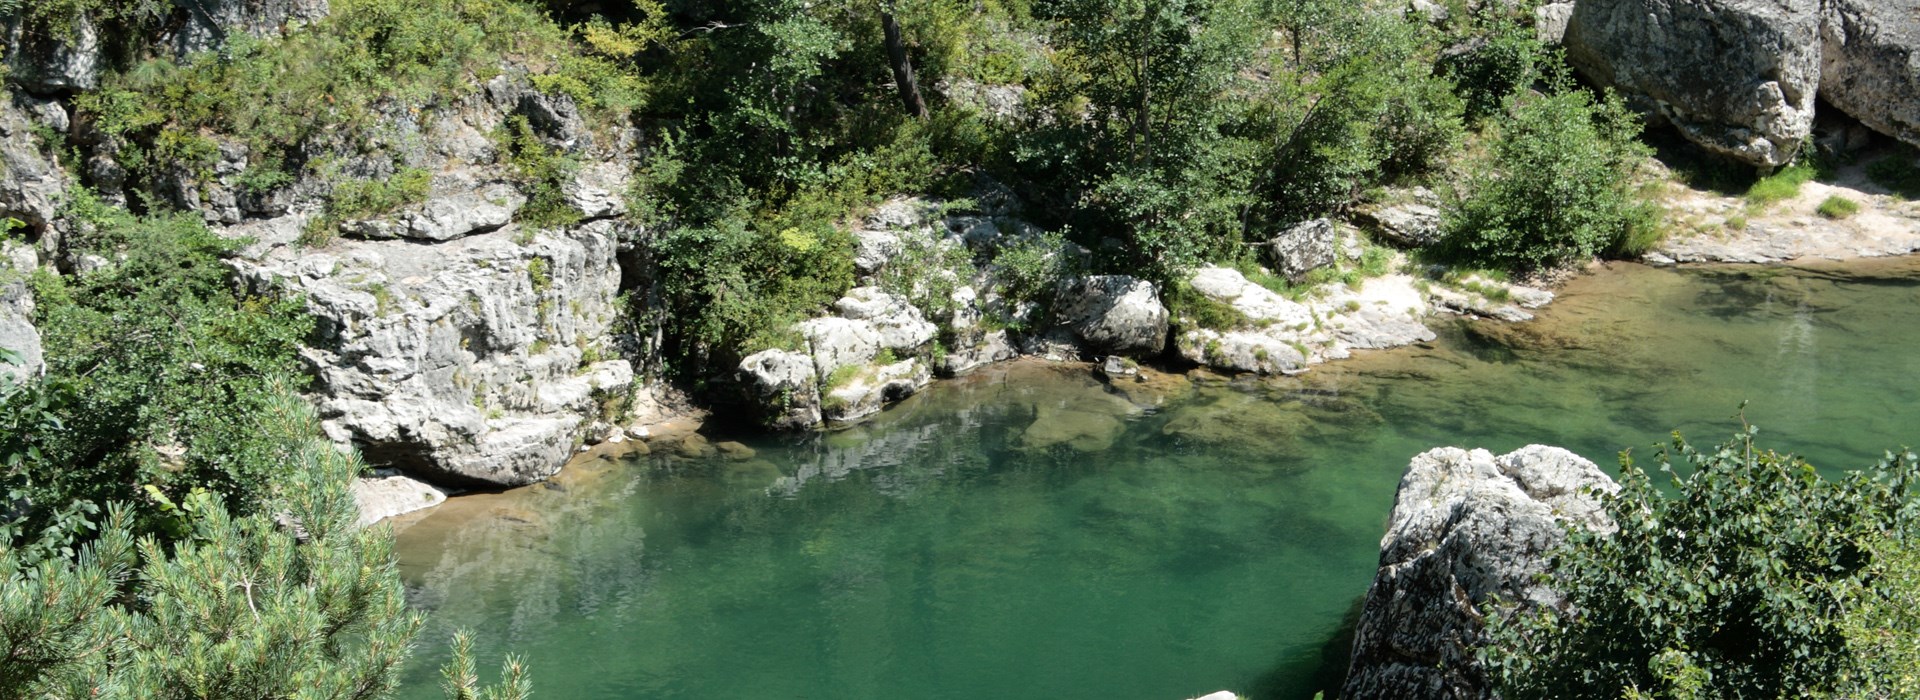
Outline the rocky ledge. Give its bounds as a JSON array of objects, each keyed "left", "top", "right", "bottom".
[{"left": 1342, "top": 445, "right": 1619, "bottom": 700}]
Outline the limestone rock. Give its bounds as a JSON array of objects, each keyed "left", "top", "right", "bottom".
[
  {"left": 173, "top": 0, "right": 331, "bottom": 56},
  {"left": 739, "top": 349, "right": 823, "bottom": 431},
  {"left": 0, "top": 90, "right": 71, "bottom": 244},
  {"left": 1262, "top": 219, "right": 1337, "bottom": 282},
  {"left": 822, "top": 358, "right": 932, "bottom": 424},
  {"left": 1821, "top": 0, "right": 1920, "bottom": 148},
  {"left": 1564, "top": 0, "right": 1821, "bottom": 167},
  {"left": 1054, "top": 275, "right": 1169, "bottom": 357},
  {"left": 1536, "top": 2, "right": 1575, "bottom": 45},
  {"left": 351, "top": 470, "right": 446, "bottom": 527},
  {"left": 3, "top": 17, "right": 104, "bottom": 94},
  {"left": 1343, "top": 445, "right": 1618, "bottom": 700},
  {"left": 833, "top": 287, "right": 937, "bottom": 352},
  {"left": 798, "top": 317, "right": 882, "bottom": 379},
  {"left": 234, "top": 220, "right": 633, "bottom": 487},
  {"left": 0, "top": 243, "right": 42, "bottom": 384},
  {"left": 1356, "top": 203, "right": 1443, "bottom": 248}
]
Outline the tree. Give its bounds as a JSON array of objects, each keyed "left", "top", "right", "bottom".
[
  {"left": 1440, "top": 74, "right": 1658, "bottom": 272},
  {"left": 1030, "top": 0, "right": 1265, "bottom": 278},
  {"left": 1482, "top": 426, "right": 1920, "bottom": 699},
  {"left": 880, "top": 5, "right": 929, "bottom": 119}
]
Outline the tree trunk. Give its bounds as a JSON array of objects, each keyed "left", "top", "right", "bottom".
[{"left": 882, "top": 10, "right": 930, "bottom": 120}]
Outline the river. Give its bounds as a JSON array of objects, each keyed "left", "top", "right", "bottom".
[{"left": 392, "top": 260, "right": 1920, "bottom": 699}]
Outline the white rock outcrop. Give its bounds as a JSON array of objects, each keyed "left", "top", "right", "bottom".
[{"left": 1342, "top": 445, "right": 1619, "bottom": 700}]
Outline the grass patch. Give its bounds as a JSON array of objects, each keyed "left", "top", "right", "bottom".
[
  {"left": 1746, "top": 164, "right": 1818, "bottom": 206},
  {"left": 1166, "top": 279, "right": 1249, "bottom": 331},
  {"left": 1818, "top": 195, "right": 1861, "bottom": 220}
]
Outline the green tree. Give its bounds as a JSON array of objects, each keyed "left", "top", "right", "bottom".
[
  {"left": 1440, "top": 75, "right": 1657, "bottom": 272},
  {"left": 1250, "top": 7, "right": 1464, "bottom": 226},
  {"left": 1483, "top": 427, "right": 1920, "bottom": 699},
  {"left": 1029, "top": 0, "right": 1265, "bottom": 279}
]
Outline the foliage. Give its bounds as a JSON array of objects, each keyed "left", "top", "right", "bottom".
[
  {"left": 495, "top": 115, "right": 583, "bottom": 231},
  {"left": 1441, "top": 78, "right": 1657, "bottom": 272},
  {"left": 990, "top": 229, "right": 1080, "bottom": 313},
  {"left": 0, "top": 384, "right": 420, "bottom": 699},
  {"left": 1483, "top": 427, "right": 1920, "bottom": 699},
  {"left": 1817, "top": 195, "right": 1861, "bottom": 220},
  {"left": 302, "top": 167, "right": 436, "bottom": 246},
  {"left": 1745, "top": 163, "right": 1817, "bottom": 206},
  {"left": 1251, "top": 7, "right": 1465, "bottom": 227},
  {"left": 1, "top": 192, "right": 312, "bottom": 540},
  {"left": 1437, "top": 21, "right": 1540, "bottom": 121},
  {"left": 1027, "top": 0, "right": 1267, "bottom": 280},
  {"left": 73, "top": 0, "right": 641, "bottom": 199}
]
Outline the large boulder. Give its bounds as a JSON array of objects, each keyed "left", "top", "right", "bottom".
[
  {"left": 1343, "top": 445, "right": 1619, "bottom": 700},
  {"left": 2, "top": 17, "right": 105, "bottom": 94},
  {"left": 1821, "top": 0, "right": 1920, "bottom": 148},
  {"left": 1054, "top": 275, "right": 1169, "bottom": 357},
  {"left": 1564, "top": 0, "right": 1821, "bottom": 168},
  {"left": 233, "top": 219, "right": 634, "bottom": 488},
  {"left": 1261, "top": 219, "right": 1337, "bottom": 281},
  {"left": 738, "top": 348, "right": 823, "bottom": 431}
]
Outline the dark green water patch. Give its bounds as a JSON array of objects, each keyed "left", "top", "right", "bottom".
[{"left": 393, "top": 260, "right": 1920, "bottom": 700}]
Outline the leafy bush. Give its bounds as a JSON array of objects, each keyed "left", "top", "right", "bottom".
[
  {"left": 1866, "top": 148, "right": 1920, "bottom": 199},
  {"left": 1252, "top": 9, "right": 1465, "bottom": 226},
  {"left": 1441, "top": 81, "right": 1658, "bottom": 272},
  {"left": 1438, "top": 21, "right": 1540, "bottom": 121},
  {"left": 1483, "top": 427, "right": 1920, "bottom": 699},
  {"left": 2, "top": 192, "right": 312, "bottom": 539}
]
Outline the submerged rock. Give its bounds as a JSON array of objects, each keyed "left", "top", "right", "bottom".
[
  {"left": 1564, "top": 0, "right": 1820, "bottom": 167},
  {"left": 1343, "top": 445, "right": 1618, "bottom": 700},
  {"left": 351, "top": 470, "right": 447, "bottom": 527}
]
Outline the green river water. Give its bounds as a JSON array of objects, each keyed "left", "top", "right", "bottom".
[{"left": 392, "top": 260, "right": 1920, "bottom": 700}]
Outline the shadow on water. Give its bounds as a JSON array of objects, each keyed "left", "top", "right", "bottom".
[{"left": 1244, "top": 594, "right": 1364, "bottom": 700}]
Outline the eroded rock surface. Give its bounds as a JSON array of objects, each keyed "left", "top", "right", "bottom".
[
  {"left": 1055, "top": 275, "right": 1169, "bottom": 358},
  {"left": 0, "top": 243, "right": 42, "bottom": 383},
  {"left": 1821, "top": 0, "right": 1920, "bottom": 148},
  {"left": 1343, "top": 445, "right": 1618, "bottom": 700},
  {"left": 236, "top": 221, "right": 634, "bottom": 487},
  {"left": 1565, "top": 0, "right": 1820, "bottom": 167}
]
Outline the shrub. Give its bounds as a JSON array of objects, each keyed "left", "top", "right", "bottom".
[
  {"left": 1817, "top": 195, "right": 1861, "bottom": 220},
  {"left": 1440, "top": 81, "right": 1658, "bottom": 272},
  {"left": 1483, "top": 427, "right": 1920, "bottom": 699},
  {"left": 1438, "top": 21, "right": 1541, "bottom": 121},
  {"left": 1746, "top": 163, "right": 1817, "bottom": 205},
  {"left": 4, "top": 191, "right": 313, "bottom": 537}
]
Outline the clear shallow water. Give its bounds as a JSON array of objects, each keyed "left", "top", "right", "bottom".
[{"left": 393, "top": 260, "right": 1920, "bottom": 700}]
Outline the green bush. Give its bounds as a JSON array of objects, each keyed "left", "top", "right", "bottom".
[
  {"left": 1818, "top": 194, "right": 1861, "bottom": 219},
  {"left": 1441, "top": 81, "right": 1657, "bottom": 272},
  {"left": 1437, "top": 22, "right": 1540, "bottom": 121},
  {"left": 2, "top": 191, "right": 313, "bottom": 538},
  {"left": 1252, "top": 9, "right": 1465, "bottom": 227},
  {"left": 1483, "top": 427, "right": 1920, "bottom": 699}
]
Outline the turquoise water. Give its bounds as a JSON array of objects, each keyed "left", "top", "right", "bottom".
[{"left": 393, "top": 260, "right": 1920, "bottom": 700}]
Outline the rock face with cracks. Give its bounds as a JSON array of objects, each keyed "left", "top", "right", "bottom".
[
  {"left": 1343, "top": 445, "right": 1619, "bottom": 700},
  {"left": 1821, "top": 0, "right": 1920, "bottom": 149},
  {"left": 1564, "top": 0, "right": 1821, "bottom": 168}
]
